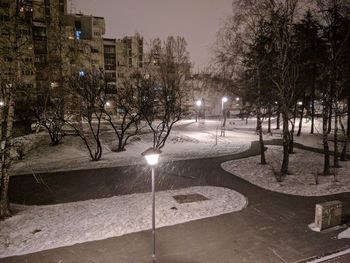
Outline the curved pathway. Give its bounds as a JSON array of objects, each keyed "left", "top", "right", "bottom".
[{"left": 4, "top": 139, "right": 350, "bottom": 263}]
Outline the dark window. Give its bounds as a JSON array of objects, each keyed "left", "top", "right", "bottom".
[
  {"left": 4, "top": 57, "right": 12, "bottom": 62},
  {"left": 75, "top": 21, "right": 81, "bottom": 30},
  {"left": 0, "top": 15, "right": 10, "bottom": 22}
]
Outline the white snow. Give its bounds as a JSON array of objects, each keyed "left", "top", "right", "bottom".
[
  {"left": 338, "top": 228, "right": 350, "bottom": 239},
  {"left": 0, "top": 186, "right": 247, "bottom": 258},
  {"left": 221, "top": 146, "right": 350, "bottom": 196},
  {"left": 11, "top": 120, "right": 255, "bottom": 175},
  {"left": 306, "top": 248, "right": 350, "bottom": 263}
]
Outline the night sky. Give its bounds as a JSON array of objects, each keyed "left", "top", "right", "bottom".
[{"left": 74, "top": 0, "right": 233, "bottom": 71}]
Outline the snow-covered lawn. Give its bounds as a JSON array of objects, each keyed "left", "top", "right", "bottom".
[
  {"left": 0, "top": 186, "right": 247, "bottom": 258},
  {"left": 338, "top": 228, "right": 350, "bottom": 239},
  {"left": 11, "top": 120, "right": 255, "bottom": 175},
  {"left": 221, "top": 146, "right": 350, "bottom": 196}
]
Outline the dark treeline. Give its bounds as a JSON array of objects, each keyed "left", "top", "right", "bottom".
[{"left": 214, "top": 0, "right": 350, "bottom": 180}]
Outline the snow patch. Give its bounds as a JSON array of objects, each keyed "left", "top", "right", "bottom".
[
  {"left": 0, "top": 186, "right": 247, "bottom": 258},
  {"left": 338, "top": 228, "right": 350, "bottom": 239},
  {"left": 221, "top": 146, "right": 350, "bottom": 196}
]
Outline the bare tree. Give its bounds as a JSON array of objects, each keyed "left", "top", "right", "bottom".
[
  {"left": 103, "top": 71, "right": 145, "bottom": 152},
  {"left": 0, "top": 0, "right": 34, "bottom": 218},
  {"left": 66, "top": 71, "right": 106, "bottom": 161},
  {"left": 143, "top": 37, "right": 190, "bottom": 149}
]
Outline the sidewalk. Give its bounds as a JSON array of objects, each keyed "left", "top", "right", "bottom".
[{"left": 2, "top": 140, "right": 350, "bottom": 262}]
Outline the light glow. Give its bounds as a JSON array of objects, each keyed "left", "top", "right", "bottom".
[
  {"left": 222, "top": 97, "right": 228, "bottom": 103},
  {"left": 196, "top": 100, "right": 202, "bottom": 107},
  {"left": 144, "top": 154, "right": 160, "bottom": 166}
]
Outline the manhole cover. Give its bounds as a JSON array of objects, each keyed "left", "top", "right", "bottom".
[{"left": 172, "top": 193, "right": 209, "bottom": 204}]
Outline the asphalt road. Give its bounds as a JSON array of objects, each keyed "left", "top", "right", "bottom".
[{"left": 3, "top": 140, "right": 350, "bottom": 263}]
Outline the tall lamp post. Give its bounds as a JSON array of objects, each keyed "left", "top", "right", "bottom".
[
  {"left": 221, "top": 97, "right": 228, "bottom": 136},
  {"left": 195, "top": 100, "right": 202, "bottom": 122},
  {"left": 142, "top": 147, "right": 162, "bottom": 263}
]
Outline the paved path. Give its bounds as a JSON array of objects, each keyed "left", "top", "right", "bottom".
[{"left": 2, "top": 140, "right": 350, "bottom": 263}]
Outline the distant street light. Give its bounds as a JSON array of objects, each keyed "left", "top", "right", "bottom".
[
  {"left": 0, "top": 101, "right": 4, "bottom": 107},
  {"left": 297, "top": 101, "right": 303, "bottom": 106},
  {"left": 142, "top": 147, "right": 162, "bottom": 263},
  {"left": 236, "top": 97, "right": 240, "bottom": 102},
  {"left": 105, "top": 101, "right": 111, "bottom": 107},
  {"left": 195, "top": 100, "right": 202, "bottom": 122}
]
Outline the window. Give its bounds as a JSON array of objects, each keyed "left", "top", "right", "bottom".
[
  {"left": 1, "top": 29, "right": 9, "bottom": 36},
  {"left": 22, "top": 70, "right": 34, "bottom": 75},
  {"left": 104, "top": 46, "right": 115, "bottom": 53},
  {"left": 0, "top": 15, "right": 10, "bottom": 22},
  {"left": 75, "top": 30, "right": 81, "bottom": 40},
  {"left": 4, "top": 57, "right": 12, "bottom": 62},
  {"left": 79, "top": 70, "right": 85, "bottom": 77},
  {"left": 23, "top": 57, "right": 33, "bottom": 63},
  {"left": 75, "top": 21, "right": 81, "bottom": 30}
]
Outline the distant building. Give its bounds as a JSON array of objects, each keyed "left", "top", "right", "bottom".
[
  {"left": 102, "top": 34, "right": 144, "bottom": 94},
  {"left": 63, "top": 13, "right": 105, "bottom": 74},
  {"left": 103, "top": 38, "right": 117, "bottom": 93}
]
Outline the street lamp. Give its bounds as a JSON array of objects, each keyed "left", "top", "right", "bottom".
[
  {"left": 222, "top": 96, "right": 228, "bottom": 111},
  {"left": 105, "top": 101, "right": 111, "bottom": 107},
  {"left": 142, "top": 147, "right": 162, "bottom": 263},
  {"left": 0, "top": 101, "right": 4, "bottom": 107},
  {"left": 221, "top": 97, "right": 228, "bottom": 137},
  {"left": 195, "top": 100, "right": 202, "bottom": 122},
  {"left": 236, "top": 97, "right": 240, "bottom": 102}
]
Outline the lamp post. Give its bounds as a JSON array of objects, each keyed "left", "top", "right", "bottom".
[
  {"left": 221, "top": 97, "right": 228, "bottom": 136},
  {"left": 142, "top": 147, "right": 161, "bottom": 263},
  {"left": 195, "top": 100, "right": 202, "bottom": 122},
  {"left": 222, "top": 96, "right": 228, "bottom": 112}
]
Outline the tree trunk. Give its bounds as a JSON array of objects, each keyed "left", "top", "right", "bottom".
[
  {"left": 297, "top": 91, "right": 306, "bottom": 136},
  {"left": 0, "top": 89, "right": 15, "bottom": 219},
  {"left": 280, "top": 110, "right": 289, "bottom": 179},
  {"left": 257, "top": 109, "right": 266, "bottom": 165},
  {"left": 311, "top": 69, "right": 316, "bottom": 134},
  {"left": 322, "top": 103, "right": 331, "bottom": 176},
  {"left": 327, "top": 96, "right": 333, "bottom": 134},
  {"left": 339, "top": 115, "right": 348, "bottom": 161},
  {"left": 276, "top": 109, "right": 280, "bottom": 130},
  {"left": 333, "top": 107, "right": 339, "bottom": 168},
  {"left": 347, "top": 93, "right": 350, "bottom": 138},
  {"left": 267, "top": 105, "right": 271, "bottom": 133},
  {"left": 289, "top": 104, "right": 297, "bottom": 154}
]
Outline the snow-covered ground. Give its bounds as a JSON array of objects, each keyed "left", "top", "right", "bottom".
[
  {"left": 11, "top": 120, "right": 256, "bottom": 175},
  {"left": 221, "top": 146, "right": 350, "bottom": 196},
  {"left": 338, "top": 228, "right": 350, "bottom": 239},
  {"left": 0, "top": 186, "right": 247, "bottom": 258}
]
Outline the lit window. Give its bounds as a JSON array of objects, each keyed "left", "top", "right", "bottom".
[
  {"left": 79, "top": 70, "right": 85, "bottom": 77},
  {"left": 75, "top": 30, "right": 81, "bottom": 40}
]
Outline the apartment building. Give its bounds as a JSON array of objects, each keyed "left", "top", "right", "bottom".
[
  {"left": 103, "top": 34, "right": 143, "bottom": 94},
  {"left": 63, "top": 13, "right": 105, "bottom": 74}
]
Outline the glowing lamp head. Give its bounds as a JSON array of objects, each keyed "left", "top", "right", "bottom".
[
  {"left": 236, "top": 97, "right": 240, "bottom": 102},
  {"left": 105, "top": 101, "right": 111, "bottom": 107},
  {"left": 142, "top": 147, "right": 162, "bottom": 166},
  {"left": 196, "top": 100, "right": 202, "bottom": 107},
  {"left": 222, "top": 97, "right": 228, "bottom": 103},
  {"left": 297, "top": 101, "right": 303, "bottom": 106},
  {"left": 0, "top": 101, "right": 4, "bottom": 107}
]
